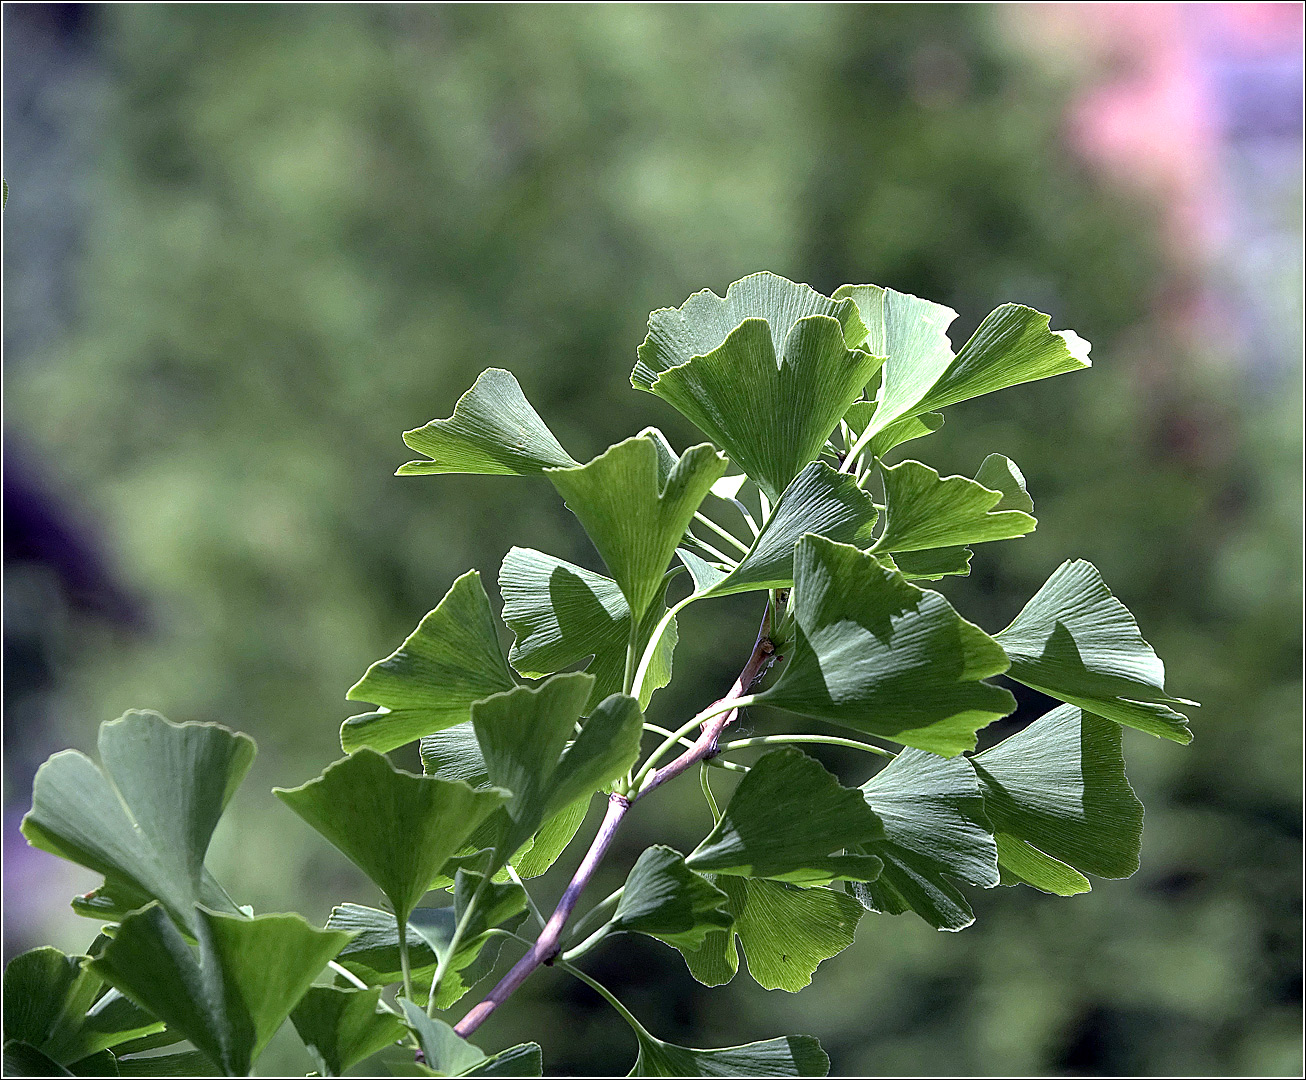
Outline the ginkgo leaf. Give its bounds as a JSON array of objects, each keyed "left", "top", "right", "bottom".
[
  {"left": 417, "top": 728, "right": 593, "bottom": 886},
  {"left": 342, "top": 571, "right": 517, "bottom": 754},
  {"left": 757, "top": 536, "right": 1016, "bottom": 756},
  {"left": 832, "top": 285, "right": 958, "bottom": 443},
  {"left": 974, "top": 453, "right": 1033, "bottom": 514},
  {"left": 971, "top": 705, "right": 1144, "bottom": 895},
  {"left": 400, "top": 1003, "right": 487, "bottom": 1077},
  {"left": 2, "top": 947, "right": 165, "bottom": 1067},
  {"left": 289, "top": 986, "right": 404, "bottom": 1078},
  {"left": 854, "top": 749, "right": 999, "bottom": 931},
  {"left": 911, "top": 303, "right": 1091, "bottom": 417},
  {"left": 836, "top": 286, "right": 1089, "bottom": 444},
  {"left": 630, "top": 1028, "right": 829, "bottom": 1077},
  {"left": 397, "top": 368, "right": 577, "bottom": 476},
  {"left": 546, "top": 435, "right": 728, "bottom": 621},
  {"left": 274, "top": 750, "right": 508, "bottom": 923},
  {"left": 472, "top": 674, "right": 642, "bottom": 867},
  {"left": 499, "top": 548, "right": 677, "bottom": 710},
  {"left": 884, "top": 546, "right": 973, "bottom": 581},
  {"left": 995, "top": 559, "right": 1195, "bottom": 743},
  {"left": 686, "top": 750, "right": 883, "bottom": 885},
  {"left": 844, "top": 400, "right": 945, "bottom": 461},
  {"left": 697, "top": 463, "right": 878, "bottom": 597},
  {"left": 611, "top": 847, "right": 732, "bottom": 952},
  {"left": 873, "top": 460, "right": 1035, "bottom": 554},
  {"left": 634, "top": 272, "right": 866, "bottom": 390},
  {"left": 641, "top": 317, "right": 881, "bottom": 503},
  {"left": 674, "top": 877, "right": 863, "bottom": 993},
  {"left": 88, "top": 904, "right": 350, "bottom": 1077},
  {"left": 21, "top": 711, "right": 252, "bottom": 933}
]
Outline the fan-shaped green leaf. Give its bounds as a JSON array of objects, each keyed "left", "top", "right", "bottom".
[
  {"left": 757, "top": 537, "right": 1016, "bottom": 756},
  {"left": 675, "top": 877, "right": 863, "bottom": 993},
  {"left": 342, "top": 571, "right": 517, "bottom": 754},
  {"left": 472, "top": 675, "right": 643, "bottom": 867},
  {"left": 832, "top": 284, "right": 957, "bottom": 433},
  {"left": 400, "top": 1003, "right": 486, "bottom": 1077},
  {"left": 883, "top": 546, "right": 973, "bottom": 581},
  {"left": 853, "top": 749, "right": 998, "bottom": 931},
  {"left": 21, "top": 712, "right": 252, "bottom": 933},
  {"left": 912, "top": 303, "right": 1091, "bottom": 417},
  {"left": 87, "top": 904, "right": 350, "bottom": 1077},
  {"left": 971, "top": 705, "right": 1145, "bottom": 895},
  {"left": 835, "top": 287, "right": 1089, "bottom": 443},
  {"left": 641, "top": 315, "right": 881, "bottom": 503},
  {"left": 274, "top": 750, "right": 508, "bottom": 923},
  {"left": 545, "top": 435, "right": 727, "bottom": 621},
  {"left": 686, "top": 750, "right": 883, "bottom": 885},
  {"left": 974, "top": 453, "right": 1033, "bottom": 514},
  {"left": 629, "top": 1029, "right": 829, "bottom": 1077},
  {"left": 499, "top": 548, "right": 677, "bottom": 710},
  {"left": 3, "top": 947, "right": 167, "bottom": 1068},
  {"left": 873, "top": 460, "right": 1035, "bottom": 554},
  {"left": 995, "top": 559, "right": 1195, "bottom": 743},
  {"left": 634, "top": 272, "right": 866, "bottom": 389},
  {"left": 697, "top": 464, "right": 877, "bottom": 597},
  {"left": 611, "top": 847, "right": 732, "bottom": 952},
  {"left": 397, "top": 368, "right": 576, "bottom": 476},
  {"left": 290, "top": 986, "right": 404, "bottom": 1077}
]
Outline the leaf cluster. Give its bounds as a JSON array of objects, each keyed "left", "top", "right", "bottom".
[{"left": 7, "top": 274, "right": 1194, "bottom": 1077}]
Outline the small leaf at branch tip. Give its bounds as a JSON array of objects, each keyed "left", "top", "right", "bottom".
[
  {"left": 545, "top": 434, "right": 728, "bottom": 621},
  {"left": 398, "top": 367, "right": 577, "bottom": 476}
]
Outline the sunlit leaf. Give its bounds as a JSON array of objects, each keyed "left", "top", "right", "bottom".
[
  {"left": 274, "top": 749, "right": 508, "bottom": 923},
  {"left": 698, "top": 464, "right": 877, "bottom": 597},
  {"left": 499, "top": 547, "right": 677, "bottom": 710},
  {"left": 687, "top": 750, "right": 883, "bottom": 885},
  {"left": 629, "top": 1028, "right": 829, "bottom": 1077},
  {"left": 675, "top": 877, "right": 863, "bottom": 993},
  {"left": 289, "top": 986, "right": 404, "bottom": 1077},
  {"left": 911, "top": 303, "right": 1091, "bottom": 417},
  {"left": 87, "top": 904, "right": 350, "bottom": 1077},
  {"left": 971, "top": 705, "right": 1144, "bottom": 895},
  {"left": 995, "top": 559, "right": 1195, "bottom": 743},
  {"left": 546, "top": 434, "right": 727, "bottom": 621},
  {"left": 611, "top": 847, "right": 732, "bottom": 951},
  {"left": 21, "top": 711, "right": 253, "bottom": 933},
  {"left": 974, "top": 453, "right": 1033, "bottom": 514},
  {"left": 873, "top": 460, "right": 1035, "bottom": 554},
  {"left": 342, "top": 571, "right": 517, "bottom": 754},
  {"left": 881, "top": 547, "right": 973, "bottom": 582},
  {"left": 844, "top": 400, "right": 944, "bottom": 461},
  {"left": 397, "top": 368, "right": 577, "bottom": 476},
  {"left": 635, "top": 275, "right": 880, "bottom": 501},
  {"left": 472, "top": 674, "right": 642, "bottom": 867},
  {"left": 854, "top": 749, "right": 998, "bottom": 931},
  {"left": 757, "top": 536, "right": 1015, "bottom": 756}
]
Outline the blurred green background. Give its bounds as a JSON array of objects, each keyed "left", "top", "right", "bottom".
[{"left": 3, "top": 4, "right": 1301, "bottom": 1076}]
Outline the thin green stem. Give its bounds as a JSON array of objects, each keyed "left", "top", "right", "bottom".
[
  {"left": 623, "top": 618, "right": 640, "bottom": 696},
  {"left": 630, "top": 696, "right": 755, "bottom": 791},
  {"left": 427, "top": 871, "right": 492, "bottom": 1017},
  {"left": 396, "top": 915, "right": 413, "bottom": 1001},
  {"left": 555, "top": 960, "right": 654, "bottom": 1040},
  {"left": 564, "top": 887, "right": 623, "bottom": 947},
  {"left": 506, "top": 865, "right": 547, "bottom": 931},
  {"left": 684, "top": 532, "right": 738, "bottom": 566},
  {"left": 630, "top": 593, "right": 698, "bottom": 703},
  {"left": 719, "top": 733, "right": 895, "bottom": 757},
  {"left": 643, "top": 723, "right": 747, "bottom": 772},
  {"left": 560, "top": 923, "right": 614, "bottom": 963},
  {"left": 693, "top": 511, "right": 751, "bottom": 554},
  {"left": 700, "top": 762, "right": 721, "bottom": 823}
]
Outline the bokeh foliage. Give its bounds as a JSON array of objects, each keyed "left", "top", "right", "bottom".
[{"left": 4, "top": 4, "right": 1299, "bottom": 1076}]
